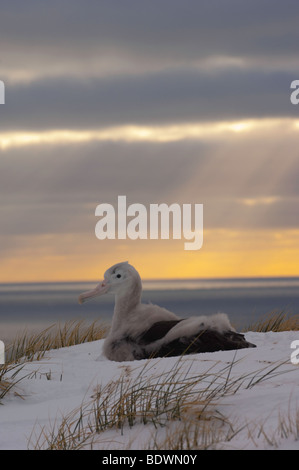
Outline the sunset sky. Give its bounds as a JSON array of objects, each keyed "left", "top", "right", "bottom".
[{"left": 1, "top": 1, "right": 299, "bottom": 282}]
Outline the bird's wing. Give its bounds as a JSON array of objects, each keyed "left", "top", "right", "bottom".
[
  {"left": 138, "top": 319, "right": 184, "bottom": 344},
  {"left": 142, "top": 327, "right": 256, "bottom": 358}
]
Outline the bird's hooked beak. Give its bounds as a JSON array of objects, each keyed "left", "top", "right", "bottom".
[{"left": 78, "top": 280, "right": 109, "bottom": 304}]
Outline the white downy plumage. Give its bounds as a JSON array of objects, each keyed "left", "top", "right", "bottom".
[{"left": 79, "top": 261, "right": 256, "bottom": 361}]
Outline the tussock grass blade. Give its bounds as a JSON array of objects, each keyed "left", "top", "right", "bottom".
[
  {"left": 244, "top": 310, "right": 299, "bottom": 332},
  {"left": 5, "top": 320, "right": 108, "bottom": 364}
]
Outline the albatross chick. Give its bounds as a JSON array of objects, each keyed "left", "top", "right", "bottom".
[{"left": 79, "top": 261, "right": 256, "bottom": 361}]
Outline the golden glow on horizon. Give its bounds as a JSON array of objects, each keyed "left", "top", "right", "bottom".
[
  {"left": 1, "top": 229, "right": 299, "bottom": 283},
  {"left": 1, "top": 118, "right": 297, "bottom": 150}
]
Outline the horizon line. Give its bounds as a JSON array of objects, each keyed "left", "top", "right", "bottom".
[{"left": 1, "top": 274, "right": 299, "bottom": 286}]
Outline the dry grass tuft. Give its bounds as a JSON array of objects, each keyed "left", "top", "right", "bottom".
[
  {"left": 5, "top": 319, "right": 108, "bottom": 364},
  {"left": 149, "top": 413, "right": 242, "bottom": 450},
  {"left": 243, "top": 310, "right": 299, "bottom": 333},
  {"left": 0, "top": 362, "right": 27, "bottom": 402},
  {"left": 1, "top": 320, "right": 108, "bottom": 403},
  {"left": 29, "top": 354, "right": 295, "bottom": 450},
  {"left": 29, "top": 359, "right": 219, "bottom": 450}
]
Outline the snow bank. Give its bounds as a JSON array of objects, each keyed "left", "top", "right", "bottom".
[{"left": 0, "top": 331, "right": 298, "bottom": 450}]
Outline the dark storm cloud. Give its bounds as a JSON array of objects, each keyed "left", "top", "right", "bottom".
[{"left": 1, "top": 67, "right": 298, "bottom": 131}]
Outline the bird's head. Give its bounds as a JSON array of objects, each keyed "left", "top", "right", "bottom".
[{"left": 78, "top": 261, "right": 141, "bottom": 304}]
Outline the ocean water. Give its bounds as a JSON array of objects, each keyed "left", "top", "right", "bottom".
[{"left": 1, "top": 278, "right": 299, "bottom": 343}]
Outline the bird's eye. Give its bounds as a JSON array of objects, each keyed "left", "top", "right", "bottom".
[{"left": 116, "top": 274, "right": 121, "bottom": 279}]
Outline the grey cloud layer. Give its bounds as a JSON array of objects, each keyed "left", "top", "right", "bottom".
[
  {"left": 2, "top": 68, "right": 297, "bottom": 131},
  {"left": 1, "top": 137, "right": 299, "bottom": 240},
  {"left": 1, "top": 0, "right": 299, "bottom": 258},
  {"left": 1, "top": 1, "right": 299, "bottom": 129},
  {"left": 2, "top": 0, "right": 299, "bottom": 77}
]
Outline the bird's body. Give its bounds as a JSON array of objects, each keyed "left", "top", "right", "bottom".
[{"left": 79, "top": 262, "right": 256, "bottom": 361}]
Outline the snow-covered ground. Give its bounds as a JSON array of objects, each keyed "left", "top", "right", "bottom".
[{"left": 1, "top": 331, "right": 299, "bottom": 450}]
